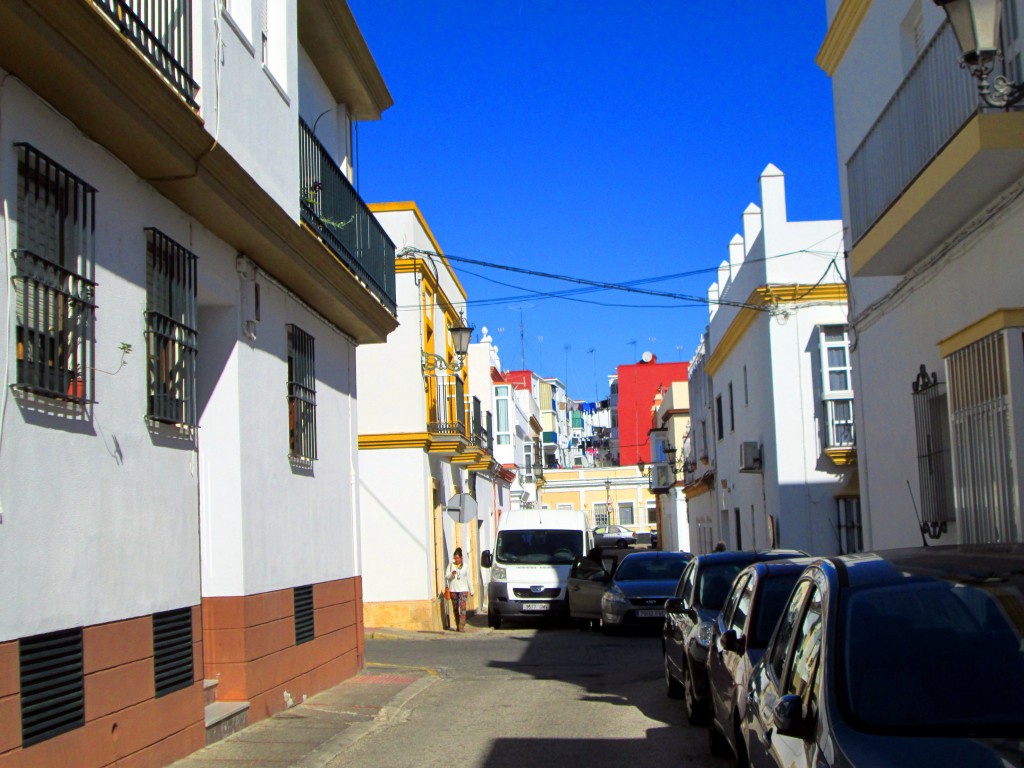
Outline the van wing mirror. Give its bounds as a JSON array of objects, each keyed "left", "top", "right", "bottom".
[
  {"left": 722, "top": 628, "right": 745, "bottom": 654},
  {"left": 481, "top": 551, "right": 492, "bottom": 568},
  {"left": 664, "top": 597, "right": 685, "bottom": 614},
  {"left": 773, "top": 694, "right": 809, "bottom": 737}
]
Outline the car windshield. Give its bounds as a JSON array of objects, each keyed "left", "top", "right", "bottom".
[
  {"left": 842, "top": 576, "right": 1024, "bottom": 735},
  {"left": 697, "top": 562, "right": 746, "bottom": 610},
  {"left": 750, "top": 573, "right": 800, "bottom": 647},
  {"left": 495, "top": 530, "right": 583, "bottom": 565},
  {"left": 614, "top": 555, "right": 688, "bottom": 582}
]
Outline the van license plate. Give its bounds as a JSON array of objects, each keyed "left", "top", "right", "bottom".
[
  {"left": 636, "top": 609, "right": 664, "bottom": 618},
  {"left": 523, "top": 602, "right": 550, "bottom": 611}
]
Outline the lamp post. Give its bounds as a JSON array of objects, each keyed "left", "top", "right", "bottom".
[
  {"left": 934, "top": 0, "right": 1024, "bottom": 107},
  {"left": 422, "top": 314, "right": 475, "bottom": 373}
]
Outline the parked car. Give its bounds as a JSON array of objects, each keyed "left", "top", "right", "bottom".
[
  {"left": 706, "top": 559, "right": 812, "bottom": 764},
  {"left": 742, "top": 545, "right": 1024, "bottom": 768},
  {"left": 663, "top": 549, "right": 806, "bottom": 725},
  {"left": 566, "top": 549, "right": 625, "bottom": 629},
  {"left": 598, "top": 550, "right": 692, "bottom": 632},
  {"left": 592, "top": 524, "right": 636, "bottom": 548}
]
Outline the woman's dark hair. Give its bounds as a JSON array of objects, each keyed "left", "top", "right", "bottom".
[{"left": 453, "top": 547, "right": 463, "bottom": 557}]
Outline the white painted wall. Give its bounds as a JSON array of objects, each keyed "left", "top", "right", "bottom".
[{"left": 0, "top": 78, "right": 202, "bottom": 640}]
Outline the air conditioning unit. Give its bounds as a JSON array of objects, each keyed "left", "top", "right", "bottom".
[
  {"left": 739, "top": 442, "right": 762, "bottom": 473},
  {"left": 653, "top": 463, "right": 673, "bottom": 490}
]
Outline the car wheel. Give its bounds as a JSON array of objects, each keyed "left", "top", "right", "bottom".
[
  {"left": 682, "top": 661, "right": 708, "bottom": 725},
  {"left": 709, "top": 719, "right": 731, "bottom": 757},
  {"left": 602, "top": 621, "right": 617, "bottom": 636},
  {"left": 616, "top": 539, "right": 627, "bottom": 548},
  {"left": 487, "top": 609, "right": 501, "bottom": 629},
  {"left": 664, "top": 653, "right": 683, "bottom": 698}
]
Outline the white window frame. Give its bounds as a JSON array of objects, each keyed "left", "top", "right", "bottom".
[
  {"left": 495, "top": 384, "right": 511, "bottom": 445},
  {"left": 618, "top": 502, "right": 635, "bottom": 526},
  {"left": 820, "top": 326, "right": 855, "bottom": 448}
]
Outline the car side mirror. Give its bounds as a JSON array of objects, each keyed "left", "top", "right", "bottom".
[
  {"left": 773, "top": 694, "right": 808, "bottom": 737},
  {"left": 664, "top": 597, "right": 684, "bottom": 614},
  {"left": 481, "top": 551, "right": 492, "bottom": 568},
  {"left": 722, "top": 628, "right": 745, "bottom": 654}
]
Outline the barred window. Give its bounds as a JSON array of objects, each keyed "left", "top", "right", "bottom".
[
  {"left": 911, "top": 366, "right": 954, "bottom": 529},
  {"left": 12, "top": 144, "right": 96, "bottom": 403},
  {"left": 837, "top": 496, "right": 863, "bottom": 554},
  {"left": 146, "top": 229, "right": 198, "bottom": 426},
  {"left": 947, "top": 332, "right": 1017, "bottom": 543},
  {"left": 287, "top": 324, "right": 317, "bottom": 461},
  {"left": 820, "top": 326, "right": 855, "bottom": 447}
]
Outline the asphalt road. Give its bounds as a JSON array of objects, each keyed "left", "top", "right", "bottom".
[{"left": 325, "top": 621, "right": 731, "bottom": 768}]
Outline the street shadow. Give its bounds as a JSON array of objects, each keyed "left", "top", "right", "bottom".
[{"left": 479, "top": 732, "right": 725, "bottom": 767}]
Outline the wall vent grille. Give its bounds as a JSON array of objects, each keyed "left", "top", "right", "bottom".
[
  {"left": 20, "top": 627, "right": 85, "bottom": 747},
  {"left": 294, "top": 585, "right": 315, "bottom": 645},
  {"left": 154, "top": 607, "right": 194, "bottom": 697}
]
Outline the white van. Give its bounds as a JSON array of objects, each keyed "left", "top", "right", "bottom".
[{"left": 480, "top": 508, "right": 592, "bottom": 629}]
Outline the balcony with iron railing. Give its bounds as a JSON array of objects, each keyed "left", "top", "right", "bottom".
[
  {"left": 427, "top": 373, "right": 467, "bottom": 438},
  {"left": 846, "top": 21, "right": 1024, "bottom": 277},
  {"left": 467, "top": 397, "right": 494, "bottom": 455},
  {"left": 299, "top": 119, "right": 397, "bottom": 314},
  {"left": 92, "top": 0, "right": 198, "bottom": 109}
]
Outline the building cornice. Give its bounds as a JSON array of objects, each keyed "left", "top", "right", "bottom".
[
  {"left": 816, "top": 0, "right": 871, "bottom": 77},
  {"left": 358, "top": 433, "right": 432, "bottom": 450},
  {"left": 706, "top": 284, "right": 848, "bottom": 376},
  {"left": 371, "top": 202, "right": 467, "bottom": 300},
  {"left": 938, "top": 308, "right": 1024, "bottom": 358}
]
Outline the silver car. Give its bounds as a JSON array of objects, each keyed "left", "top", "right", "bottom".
[{"left": 592, "top": 524, "right": 636, "bottom": 548}]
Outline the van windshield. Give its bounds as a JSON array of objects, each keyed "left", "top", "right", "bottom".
[{"left": 495, "top": 530, "right": 583, "bottom": 565}]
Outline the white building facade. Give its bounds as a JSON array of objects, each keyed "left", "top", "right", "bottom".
[
  {"left": 684, "top": 165, "right": 853, "bottom": 556},
  {"left": 0, "top": 1, "right": 395, "bottom": 763},
  {"left": 820, "top": 0, "right": 1024, "bottom": 546},
  {"left": 358, "top": 203, "right": 499, "bottom": 631}
]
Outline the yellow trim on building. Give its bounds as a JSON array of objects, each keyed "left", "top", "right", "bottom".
[
  {"left": 369, "top": 201, "right": 467, "bottom": 299},
  {"left": 705, "top": 284, "right": 848, "bottom": 376},
  {"left": 851, "top": 113, "right": 1024, "bottom": 276},
  {"left": 816, "top": 0, "right": 871, "bottom": 76},
  {"left": 358, "top": 433, "right": 432, "bottom": 450},
  {"left": 938, "top": 308, "right": 1024, "bottom": 358},
  {"left": 684, "top": 482, "right": 713, "bottom": 501},
  {"left": 363, "top": 599, "right": 440, "bottom": 632},
  {"left": 824, "top": 447, "right": 858, "bottom": 467}
]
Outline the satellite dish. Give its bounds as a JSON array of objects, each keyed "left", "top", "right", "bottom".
[{"left": 641, "top": 351, "right": 654, "bottom": 363}]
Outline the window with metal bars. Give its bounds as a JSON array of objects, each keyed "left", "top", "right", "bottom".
[
  {"left": 287, "top": 325, "right": 317, "bottom": 461},
  {"left": 819, "top": 326, "right": 855, "bottom": 448},
  {"left": 20, "top": 627, "right": 84, "bottom": 747},
  {"left": 911, "top": 365, "right": 955, "bottom": 528},
  {"left": 12, "top": 144, "right": 96, "bottom": 403},
  {"left": 146, "top": 229, "right": 198, "bottom": 426},
  {"left": 153, "top": 607, "right": 194, "bottom": 697},
  {"left": 294, "top": 585, "right": 314, "bottom": 645},
  {"left": 946, "top": 331, "right": 1018, "bottom": 543}
]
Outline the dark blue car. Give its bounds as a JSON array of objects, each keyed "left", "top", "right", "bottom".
[
  {"left": 743, "top": 546, "right": 1024, "bottom": 768},
  {"left": 600, "top": 551, "right": 691, "bottom": 631}
]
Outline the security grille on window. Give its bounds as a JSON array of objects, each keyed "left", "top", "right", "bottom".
[
  {"left": 12, "top": 144, "right": 96, "bottom": 403},
  {"left": 947, "top": 331, "right": 1018, "bottom": 543},
  {"left": 146, "top": 229, "right": 198, "bottom": 426},
  {"left": 837, "top": 496, "right": 863, "bottom": 554},
  {"left": 911, "top": 365, "right": 955, "bottom": 533},
  {"left": 593, "top": 503, "right": 609, "bottom": 527},
  {"left": 287, "top": 324, "right": 317, "bottom": 461},
  {"left": 819, "top": 326, "right": 855, "bottom": 447}
]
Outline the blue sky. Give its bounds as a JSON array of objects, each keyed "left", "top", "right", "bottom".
[{"left": 348, "top": 1, "right": 841, "bottom": 403}]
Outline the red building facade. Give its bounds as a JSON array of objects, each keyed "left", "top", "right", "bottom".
[{"left": 616, "top": 356, "right": 689, "bottom": 466}]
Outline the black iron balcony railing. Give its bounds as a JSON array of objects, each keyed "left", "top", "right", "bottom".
[
  {"left": 847, "top": 21, "right": 978, "bottom": 244},
  {"left": 92, "top": 0, "right": 199, "bottom": 109},
  {"left": 298, "top": 119, "right": 397, "bottom": 314},
  {"left": 468, "top": 396, "right": 494, "bottom": 454},
  {"left": 428, "top": 373, "right": 466, "bottom": 437}
]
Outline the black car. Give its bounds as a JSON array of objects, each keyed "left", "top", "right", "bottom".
[
  {"left": 706, "top": 559, "right": 812, "bottom": 764},
  {"left": 663, "top": 549, "right": 806, "bottom": 725},
  {"left": 743, "top": 546, "right": 1024, "bottom": 768}
]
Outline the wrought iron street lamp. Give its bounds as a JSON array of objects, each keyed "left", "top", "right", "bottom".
[
  {"left": 421, "top": 314, "right": 475, "bottom": 373},
  {"left": 934, "top": 0, "right": 1024, "bottom": 107}
]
